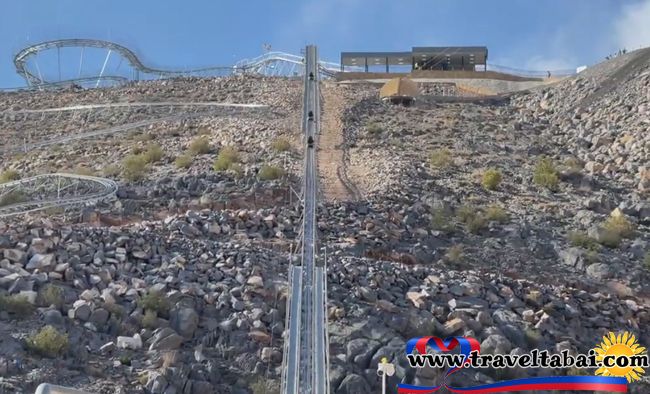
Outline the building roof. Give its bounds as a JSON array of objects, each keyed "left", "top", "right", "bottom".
[
  {"left": 341, "top": 46, "right": 488, "bottom": 67},
  {"left": 379, "top": 78, "right": 420, "bottom": 99},
  {"left": 412, "top": 46, "right": 488, "bottom": 67},
  {"left": 341, "top": 52, "right": 412, "bottom": 67}
]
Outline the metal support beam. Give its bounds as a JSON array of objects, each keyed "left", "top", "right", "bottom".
[
  {"left": 78, "top": 46, "right": 84, "bottom": 78},
  {"left": 96, "top": 49, "right": 112, "bottom": 88}
]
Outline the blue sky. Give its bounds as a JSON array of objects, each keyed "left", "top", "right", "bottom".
[{"left": 1, "top": 0, "right": 649, "bottom": 88}]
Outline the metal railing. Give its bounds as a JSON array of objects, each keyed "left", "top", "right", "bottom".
[
  {"left": 486, "top": 63, "right": 577, "bottom": 78},
  {"left": 280, "top": 264, "right": 295, "bottom": 393},
  {"left": 322, "top": 258, "right": 331, "bottom": 394}
]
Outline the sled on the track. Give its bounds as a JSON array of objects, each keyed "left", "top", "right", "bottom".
[
  {"left": 307, "top": 136, "right": 314, "bottom": 148},
  {"left": 309, "top": 72, "right": 314, "bottom": 81},
  {"left": 308, "top": 111, "right": 314, "bottom": 121}
]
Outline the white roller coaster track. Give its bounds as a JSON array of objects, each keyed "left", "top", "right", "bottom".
[
  {"left": 0, "top": 173, "right": 118, "bottom": 218},
  {"left": 234, "top": 51, "right": 363, "bottom": 77},
  {"left": 6, "top": 39, "right": 364, "bottom": 90},
  {"left": 0, "top": 101, "right": 268, "bottom": 114},
  {"left": 0, "top": 102, "right": 269, "bottom": 154}
]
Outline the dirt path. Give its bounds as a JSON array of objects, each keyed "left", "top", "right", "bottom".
[{"left": 318, "top": 85, "right": 359, "bottom": 202}]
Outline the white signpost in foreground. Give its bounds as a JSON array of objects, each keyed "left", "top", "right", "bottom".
[{"left": 377, "top": 357, "right": 395, "bottom": 394}]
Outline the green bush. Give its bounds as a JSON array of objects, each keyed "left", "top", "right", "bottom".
[
  {"left": 446, "top": 245, "right": 463, "bottom": 262},
  {"left": 603, "top": 216, "right": 633, "bottom": 239},
  {"left": 533, "top": 157, "right": 560, "bottom": 191},
  {"left": 214, "top": 157, "right": 230, "bottom": 171},
  {"left": 219, "top": 146, "right": 239, "bottom": 162},
  {"left": 229, "top": 163, "right": 244, "bottom": 177},
  {"left": 258, "top": 166, "right": 284, "bottom": 180},
  {"left": 429, "top": 208, "right": 453, "bottom": 234},
  {"left": 568, "top": 231, "right": 600, "bottom": 251},
  {"left": 143, "top": 144, "right": 164, "bottom": 163},
  {"left": 139, "top": 290, "right": 169, "bottom": 318},
  {"left": 366, "top": 123, "right": 383, "bottom": 135},
  {"left": 188, "top": 137, "right": 211, "bottom": 155},
  {"left": 0, "top": 294, "right": 33, "bottom": 319},
  {"left": 213, "top": 147, "right": 240, "bottom": 171},
  {"left": 271, "top": 138, "right": 291, "bottom": 152},
  {"left": 598, "top": 228, "right": 622, "bottom": 249},
  {"left": 38, "top": 285, "right": 64, "bottom": 309},
  {"left": 174, "top": 155, "right": 193, "bottom": 169},
  {"left": 133, "top": 133, "right": 153, "bottom": 142},
  {"left": 482, "top": 169, "right": 502, "bottom": 190},
  {"left": 250, "top": 380, "right": 280, "bottom": 394},
  {"left": 26, "top": 325, "right": 69, "bottom": 358},
  {"left": 455, "top": 204, "right": 485, "bottom": 234},
  {"left": 0, "top": 170, "right": 20, "bottom": 183},
  {"left": 467, "top": 215, "right": 486, "bottom": 234},
  {"left": 141, "top": 309, "right": 159, "bottom": 329},
  {"left": 430, "top": 148, "right": 452, "bottom": 168},
  {"left": 0, "top": 192, "right": 27, "bottom": 207},
  {"left": 525, "top": 329, "right": 543, "bottom": 347},
  {"left": 484, "top": 205, "right": 508, "bottom": 223},
  {"left": 122, "top": 155, "right": 148, "bottom": 181},
  {"left": 456, "top": 204, "right": 476, "bottom": 223},
  {"left": 119, "top": 355, "right": 132, "bottom": 366}
]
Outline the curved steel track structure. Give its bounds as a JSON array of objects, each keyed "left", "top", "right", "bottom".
[
  {"left": 235, "top": 51, "right": 362, "bottom": 76},
  {"left": 9, "top": 39, "right": 365, "bottom": 90},
  {"left": 0, "top": 102, "right": 269, "bottom": 154},
  {"left": 14, "top": 39, "right": 236, "bottom": 86},
  {"left": 0, "top": 101, "right": 268, "bottom": 114},
  {"left": 0, "top": 173, "right": 118, "bottom": 218}
]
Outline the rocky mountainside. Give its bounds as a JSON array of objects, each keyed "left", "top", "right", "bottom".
[{"left": 1, "top": 48, "right": 650, "bottom": 394}]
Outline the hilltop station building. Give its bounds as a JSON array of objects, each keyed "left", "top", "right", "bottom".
[{"left": 340, "top": 46, "right": 488, "bottom": 73}]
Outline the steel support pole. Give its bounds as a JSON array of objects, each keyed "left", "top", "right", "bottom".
[
  {"left": 57, "top": 46, "right": 61, "bottom": 81},
  {"left": 78, "top": 47, "right": 84, "bottom": 78},
  {"left": 34, "top": 56, "right": 44, "bottom": 85},
  {"left": 96, "top": 49, "right": 112, "bottom": 88}
]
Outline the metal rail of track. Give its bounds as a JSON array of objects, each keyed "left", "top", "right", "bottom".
[
  {"left": 0, "top": 104, "right": 269, "bottom": 154},
  {"left": 12, "top": 39, "right": 364, "bottom": 88},
  {"left": 283, "top": 265, "right": 303, "bottom": 394},
  {"left": 282, "top": 45, "right": 328, "bottom": 394},
  {"left": 0, "top": 101, "right": 267, "bottom": 114},
  {"left": 313, "top": 266, "right": 328, "bottom": 394},
  {"left": 0, "top": 173, "right": 117, "bottom": 218},
  {"left": 306, "top": 46, "right": 329, "bottom": 394},
  {"left": 13, "top": 39, "right": 238, "bottom": 86},
  {"left": 235, "top": 51, "right": 363, "bottom": 76},
  {"left": 298, "top": 45, "right": 316, "bottom": 394}
]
